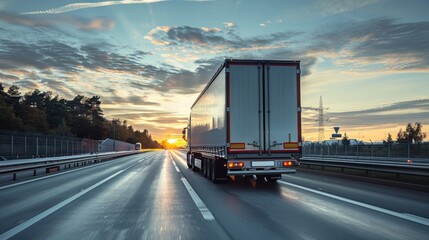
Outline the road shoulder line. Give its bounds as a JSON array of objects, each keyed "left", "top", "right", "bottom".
[{"left": 278, "top": 180, "right": 429, "bottom": 227}]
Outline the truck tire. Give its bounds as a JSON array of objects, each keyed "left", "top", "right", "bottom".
[
  {"left": 207, "top": 159, "right": 212, "bottom": 180},
  {"left": 210, "top": 159, "right": 218, "bottom": 183},
  {"left": 203, "top": 159, "right": 208, "bottom": 177},
  {"left": 186, "top": 153, "right": 191, "bottom": 168},
  {"left": 191, "top": 154, "right": 198, "bottom": 172}
]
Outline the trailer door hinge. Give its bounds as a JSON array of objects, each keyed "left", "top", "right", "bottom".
[
  {"left": 226, "top": 107, "right": 230, "bottom": 112},
  {"left": 297, "top": 107, "right": 301, "bottom": 112},
  {"left": 297, "top": 69, "right": 301, "bottom": 74},
  {"left": 226, "top": 68, "right": 230, "bottom": 73}
]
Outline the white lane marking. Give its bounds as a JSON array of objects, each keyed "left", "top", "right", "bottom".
[
  {"left": 169, "top": 150, "right": 187, "bottom": 165},
  {"left": 0, "top": 162, "right": 139, "bottom": 240},
  {"left": 278, "top": 180, "right": 429, "bottom": 227},
  {"left": 180, "top": 178, "right": 215, "bottom": 221},
  {"left": 172, "top": 160, "right": 181, "bottom": 173},
  {"left": 169, "top": 151, "right": 214, "bottom": 220}
]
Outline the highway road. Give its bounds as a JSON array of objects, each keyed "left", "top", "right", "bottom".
[{"left": 0, "top": 150, "right": 428, "bottom": 240}]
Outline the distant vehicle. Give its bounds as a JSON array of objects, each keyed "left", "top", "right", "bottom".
[
  {"left": 135, "top": 142, "right": 142, "bottom": 150},
  {"left": 182, "top": 59, "right": 301, "bottom": 183}
]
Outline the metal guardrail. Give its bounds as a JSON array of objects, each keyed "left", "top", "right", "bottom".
[
  {"left": 302, "top": 142, "right": 429, "bottom": 160},
  {"left": 298, "top": 157, "right": 429, "bottom": 186},
  {"left": 0, "top": 151, "right": 142, "bottom": 181}
]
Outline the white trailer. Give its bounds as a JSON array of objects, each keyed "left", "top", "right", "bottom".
[{"left": 183, "top": 59, "right": 301, "bottom": 182}]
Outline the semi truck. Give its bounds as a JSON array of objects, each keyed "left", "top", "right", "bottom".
[{"left": 182, "top": 59, "right": 301, "bottom": 183}]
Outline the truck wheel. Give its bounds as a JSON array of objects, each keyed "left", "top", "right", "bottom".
[
  {"left": 186, "top": 153, "right": 191, "bottom": 168},
  {"left": 211, "top": 160, "right": 218, "bottom": 183},
  {"left": 207, "top": 159, "right": 212, "bottom": 180},
  {"left": 203, "top": 159, "right": 208, "bottom": 177},
  {"left": 191, "top": 155, "right": 198, "bottom": 172}
]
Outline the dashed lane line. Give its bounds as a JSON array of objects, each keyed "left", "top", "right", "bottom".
[
  {"left": 172, "top": 160, "right": 181, "bottom": 173},
  {"left": 181, "top": 177, "right": 215, "bottom": 221},
  {"left": 169, "top": 151, "right": 214, "bottom": 221}
]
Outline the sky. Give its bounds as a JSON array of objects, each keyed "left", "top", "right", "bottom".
[{"left": 0, "top": 0, "right": 428, "bottom": 142}]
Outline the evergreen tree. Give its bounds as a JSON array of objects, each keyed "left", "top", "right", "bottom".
[
  {"left": 397, "top": 122, "right": 426, "bottom": 143},
  {"left": 384, "top": 133, "right": 393, "bottom": 144},
  {"left": 52, "top": 118, "right": 73, "bottom": 137},
  {"left": 342, "top": 132, "right": 349, "bottom": 145},
  {"left": 0, "top": 93, "right": 23, "bottom": 130}
]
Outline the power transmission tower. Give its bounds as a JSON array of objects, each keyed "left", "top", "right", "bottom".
[
  {"left": 316, "top": 96, "right": 327, "bottom": 141},
  {"left": 306, "top": 96, "right": 330, "bottom": 142}
]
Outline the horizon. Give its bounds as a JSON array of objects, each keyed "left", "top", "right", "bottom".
[{"left": 1, "top": 0, "right": 428, "bottom": 142}]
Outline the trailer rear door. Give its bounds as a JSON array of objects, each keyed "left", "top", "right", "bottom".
[
  {"left": 228, "top": 63, "right": 264, "bottom": 153},
  {"left": 264, "top": 63, "right": 300, "bottom": 153},
  {"left": 228, "top": 61, "right": 301, "bottom": 154}
]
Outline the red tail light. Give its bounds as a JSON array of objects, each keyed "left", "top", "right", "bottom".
[
  {"left": 228, "top": 162, "right": 244, "bottom": 168},
  {"left": 283, "top": 161, "right": 294, "bottom": 167}
]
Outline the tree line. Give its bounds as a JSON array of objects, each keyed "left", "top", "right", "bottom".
[
  {"left": 340, "top": 122, "right": 426, "bottom": 145},
  {"left": 386, "top": 122, "right": 426, "bottom": 144},
  {"left": 0, "top": 83, "right": 161, "bottom": 148}
]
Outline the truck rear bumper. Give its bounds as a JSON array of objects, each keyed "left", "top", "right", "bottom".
[{"left": 227, "top": 169, "right": 296, "bottom": 176}]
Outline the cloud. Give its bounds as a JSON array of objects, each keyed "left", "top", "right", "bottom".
[
  {"left": 309, "top": 18, "right": 429, "bottom": 70},
  {"left": 129, "top": 50, "right": 152, "bottom": 60},
  {"left": 315, "top": 0, "right": 379, "bottom": 16},
  {"left": 223, "top": 22, "right": 236, "bottom": 29},
  {"left": 0, "top": 39, "right": 94, "bottom": 73},
  {"left": 145, "top": 25, "right": 299, "bottom": 53},
  {"left": 0, "top": 11, "right": 115, "bottom": 31},
  {"left": 20, "top": 0, "right": 209, "bottom": 15},
  {"left": 0, "top": 11, "right": 53, "bottom": 27},
  {"left": 145, "top": 26, "right": 223, "bottom": 46},
  {"left": 326, "top": 99, "right": 429, "bottom": 127},
  {"left": 40, "top": 78, "right": 68, "bottom": 92},
  {"left": 146, "top": 116, "right": 188, "bottom": 124},
  {"left": 106, "top": 109, "right": 173, "bottom": 119},
  {"left": 127, "top": 58, "right": 220, "bottom": 94},
  {"left": 0, "top": 35, "right": 220, "bottom": 95},
  {"left": 67, "top": 17, "right": 115, "bottom": 31},
  {"left": 103, "top": 95, "right": 160, "bottom": 106},
  {"left": 0, "top": 72, "right": 19, "bottom": 80},
  {"left": 259, "top": 20, "right": 272, "bottom": 28},
  {"left": 9, "top": 80, "right": 40, "bottom": 91}
]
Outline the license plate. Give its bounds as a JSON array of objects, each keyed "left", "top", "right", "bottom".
[{"left": 252, "top": 161, "right": 274, "bottom": 167}]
